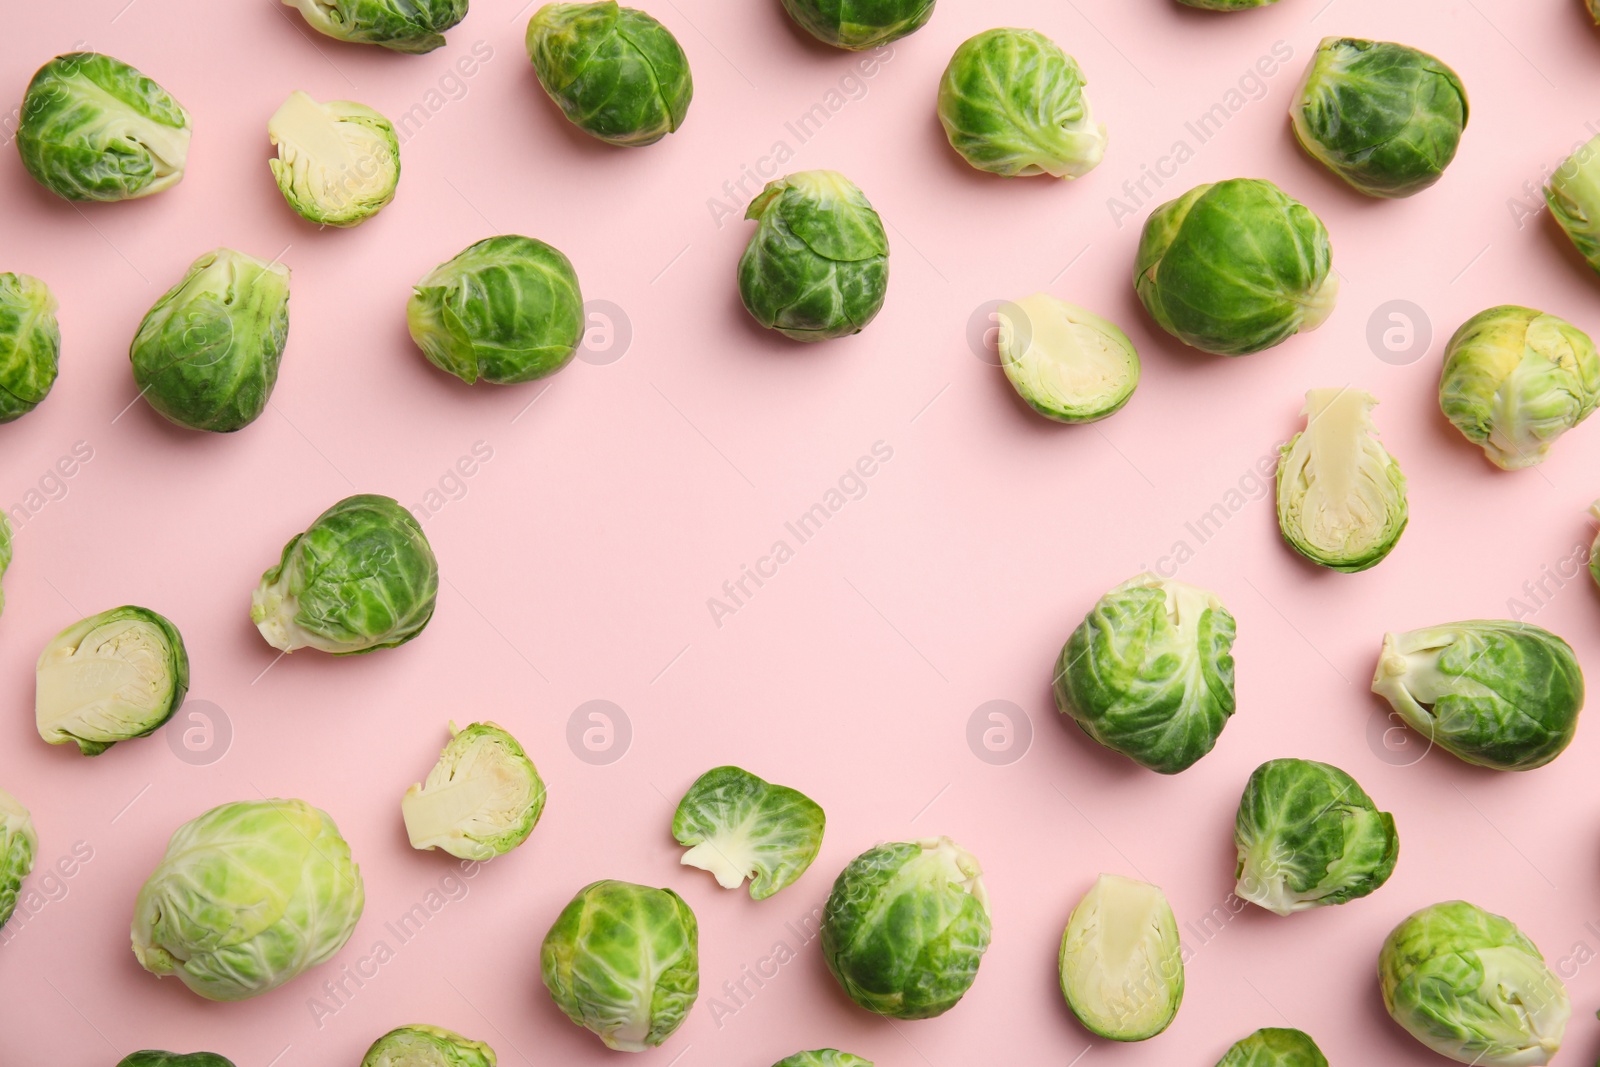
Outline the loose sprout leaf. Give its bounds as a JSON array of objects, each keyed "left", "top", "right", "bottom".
[
  {"left": 281, "top": 0, "right": 468, "bottom": 53},
  {"left": 360, "top": 1024, "right": 497, "bottom": 1067},
  {"left": 997, "top": 294, "right": 1139, "bottom": 423},
  {"left": 1214, "top": 1028, "right": 1329, "bottom": 1067},
  {"left": 403, "top": 722, "right": 546, "bottom": 861},
  {"left": 0, "top": 787, "right": 37, "bottom": 931},
  {"left": 269, "top": 91, "right": 400, "bottom": 227},
  {"left": 779, "top": 0, "right": 935, "bottom": 49},
  {"left": 35, "top": 605, "right": 189, "bottom": 756},
  {"left": 0, "top": 273, "right": 60, "bottom": 425},
  {"left": 671, "top": 766, "right": 825, "bottom": 899},
  {"left": 1059, "top": 874, "right": 1183, "bottom": 1041}
]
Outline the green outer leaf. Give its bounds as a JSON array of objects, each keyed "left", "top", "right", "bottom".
[
  {"left": 0, "top": 786, "right": 37, "bottom": 931},
  {"left": 35, "top": 604, "right": 190, "bottom": 756},
  {"left": 671, "top": 765, "right": 825, "bottom": 899},
  {"left": 0, "top": 273, "right": 61, "bottom": 424},
  {"left": 281, "top": 0, "right": 469, "bottom": 53},
  {"left": 269, "top": 93, "right": 401, "bottom": 227},
  {"left": 1214, "top": 1028, "right": 1328, "bottom": 1067},
  {"left": 360, "top": 1024, "right": 497, "bottom": 1067},
  {"left": 772, "top": 1053, "right": 872, "bottom": 1067},
  {"left": 117, "top": 1054, "right": 237, "bottom": 1067},
  {"left": 779, "top": 0, "right": 935, "bottom": 49},
  {"left": 0, "top": 510, "right": 10, "bottom": 616},
  {"left": 403, "top": 721, "right": 546, "bottom": 860},
  {"left": 1177, "top": 0, "right": 1277, "bottom": 8}
]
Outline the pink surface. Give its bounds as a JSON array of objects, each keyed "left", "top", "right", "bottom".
[{"left": 4, "top": 0, "right": 1600, "bottom": 1063}]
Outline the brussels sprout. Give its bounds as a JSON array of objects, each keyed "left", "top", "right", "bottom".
[
  {"left": 0, "top": 787, "right": 36, "bottom": 931},
  {"left": 281, "top": 0, "right": 468, "bottom": 53},
  {"left": 1059, "top": 874, "right": 1183, "bottom": 1041},
  {"left": 1215, "top": 1028, "right": 1328, "bottom": 1067},
  {"left": 361, "top": 1025, "right": 496, "bottom": 1067},
  {"left": 0, "top": 511, "right": 11, "bottom": 617},
  {"left": 772, "top": 1053, "right": 871, "bottom": 1067},
  {"left": 996, "top": 294, "right": 1138, "bottom": 423},
  {"left": 1371, "top": 621, "right": 1583, "bottom": 771},
  {"left": 671, "top": 765, "right": 825, "bottom": 899},
  {"left": 1177, "top": 0, "right": 1277, "bottom": 8},
  {"left": 251, "top": 494, "right": 439, "bottom": 654},
  {"left": 407, "top": 236, "right": 584, "bottom": 385},
  {"left": 117, "top": 1055, "right": 236, "bottom": 1067},
  {"left": 1589, "top": 0, "right": 1600, "bottom": 23},
  {"left": 130, "top": 249, "right": 290, "bottom": 433},
  {"left": 1134, "top": 179, "right": 1337, "bottom": 356},
  {"left": 1545, "top": 133, "right": 1600, "bottom": 275},
  {"left": 1053, "top": 574, "right": 1237, "bottom": 774},
  {"left": 937, "top": 29, "right": 1106, "bottom": 179},
  {"left": 403, "top": 721, "right": 546, "bottom": 861},
  {"left": 541, "top": 879, "right": 699, "bottom": 1051},
  {"left": 526, "top": 2, "right": 693, "bottom": 147},
  {"left": 1233, "top": 758, "right": 1397, "bottom": 915},
  {"left": 738, "top": 171, "right": 889, "bottom": 342},
  {"left": 1381, "top": 900, "right": 1569, "bottom": 1065},
  {"left": 1590, "top": 501, "right": 1600, "bottom": 589},
  {"left": 1438, "top": 306, "right": 1600, "bottom": 470},
  {"left": 132, "top": 798, "right": 365, "bottom": 1001},
  {"left": 36, "top": 605, "right": 189, "bottom": 756},
  {"left": 820, "top": 837, "right": 990, "bottom": 1019},
  {"left": 16, "top": 53, "right": 190, "bottom": 202},
  {"left": 0, "top": 273, "right": 60, "bottom": 424},
  {"left": 780, "top": 0, "right": 934, "bottom": 49},
  {"left": 268, "top": 92, "right": 400, "bottom": 227},
  {"left": 1275, "top": 388, "right": 1408, "bottom": 572}
]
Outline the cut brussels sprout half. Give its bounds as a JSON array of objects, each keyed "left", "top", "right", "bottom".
[
  {"left": 0, "top": 273, "right": 60, "bottom": 424},
  {"left": 772, "top": 1053, "right": 872, "bottom": 1067},
  {"left": 117, "top": 1055, "right": 236, "bottom": 1067},
  {"left": 281, "top": 0, "right": 469, "bottom": 53},
  {"left": 1546, "top": 133, "right": 1600, "bottom": 276},
  {"left": 1215, "top": 1028, "right": 1328, "bottom": 1067},
  {"left": 780, "top": 0, "right": 935, "bottom": 49},
  {"left": 36, "top": 605, "right": 189, "bottom": 756},
  {"left": 997, "top": 294, "right": 1138, "bottom": 423},
  {"left": 403, "top": 722, "right": 546, "bottom": 861},
  {"left": 671, "top": 765, "right": 825, "bottom": 899},
  {"left": 361, "top": 1024, "right": 496, "bottom": 1067},
  {"left": 269, "top": 91, "right": 399, "bottom": 227},
  {"left": 0, "top": 511, "right": 11, "bottom": 617},
  {"left": 0, "top": 786, "right": 36, "bottom": 932},
  {"left": 1059, "top": 874, "right": 1183, "bottom": 1041}
]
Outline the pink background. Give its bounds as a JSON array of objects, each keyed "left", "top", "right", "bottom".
[{"left": 5, "top": 0, "right": 1600, "bottom": 1063}]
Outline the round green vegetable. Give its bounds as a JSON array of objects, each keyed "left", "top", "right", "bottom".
[
  {"left": 672, "top": 765, "right": 825, "bottom": 899},
  {"left": 772, "top": 1053, "right": 872, "bottom": 1067},
  {"left": 269, "top": 91, "right": 400, "bottom": 227},
  {"left": 1215, "top": 1028, "right": 1328, "bottom": 1067},
  {"left": 0, "top": 786, "right": 36, "bottom": 932},
  {"left": 1060, "top": 874, "right": 1182, "bottom": 1041},
  {"left": 403, "top": 721, "right": 546, "bottom": 860},
  {"left": 281, "top": 0, "right": 469, "bottom": 53},
  {"left": 361, "top": 1025, "right": 496, "bottom": 1067},
  {"left": 0, "top": 273, "right": 60, "bottom": 424},
  {"left": 780, "top": 0, "right": 934, "bottom": 49},
  {"left": 117, "top": 1055, "right": 236, "bottom": 1067},
  {"left": 36, "top": 605, "right": 189, "bottom": 756},
  {"left": 996, "top": 293, "right": 1138, "bottom": 423}
]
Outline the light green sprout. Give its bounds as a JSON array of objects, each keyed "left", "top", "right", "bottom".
[
  {"left": 1215, "top": 1028, "right": 1328, "bottom": 1067},
  {"left": 772, "top": 1053, "right": 872, "bottom": 1067},
  {"left": 0, "top": 786, "right": 36, "bottom": 932},
  {"left": 117, "top": 1055, "right": 236, "bottom": 1067},
  {"left": 281, "top": 0, "right": 469, "bottom": 53},
  {"left": 403, "top": 722, "right": 546, "bottom": 861},
  {"left": 996, "top": 293, "right": 1139, "bottom": 423},
  {"left": 36, "top": 605, "right": 189, "bottom": 756},
  {"left": 269, "top": 91, "right": 399, "bottom": 227},
  {"left": 671, "top": 765, "right": 825, "bottom": 900},
  {"left": 1546, "top": 133, "right": 1600, "bottom": 275},
  {"left": 361, "top": 1024, "right": 496, "bottom": 1067},
  {"left": 0, "top": 273, "right": 60, "bottom": 424},
  {"left": 780, "top": 0, "right": 935, "bottom": 49},
  {"left": 1059, "top": 874, "right": 1183, "bottom": 1041}
]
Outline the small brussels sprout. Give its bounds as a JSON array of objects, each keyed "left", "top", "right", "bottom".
[
  {"left": 772, "top": 1053, "right": 871, "bottom": 1067},
  {"left": 361, "top": 1025, "right": 496, "bottom": 1067},
  {"left": 1053, "top": 574, "right": 1237, "bottom": 774},
  {"left": 821, "top": 837, "right": 991, "bottom": 1019},
  {"left": 130, "top": 249, "right": 290, "bottom": 433},
  {"left": 1545, "top": 133, "right": 1600, "bottom": 275},
  {"left": 1371, "top": 621, "right": 1583, "bottom": 771},
  {"left": 526, "top": 3, "right": 693, "bottom": 147},
  {"left": 281, "top": 0, "right": 468, "bottom": 53},
  {"left": 1438, "top": 306, "right": 1600, "bottom": 470},
  {"left": 16, "top": 53, "right": 190, "bottom": 202},
  {"left": 738, "top": 171, "right": 889, "bottom": 342},
  {"left": 0, "top": 511, "right": 11, "bottom": 617},
  {"left": 132, "top": 798, "right": 365, "bottom": 1001},
  {"left": 0, "top": 787, "right": 37, "bottom": 932},
  {"left": 403, "top": 721, "right": 546, "bottom": 861},
  {"left": 252, "top": 494, "right": 438, "bottom": 655},
  {"left": 36, "top": 605, "right": 189, "bottom": 756},
  {"left": 996, "top": 294, "right": 1139, "bottom": 423},
  {"left": 408, "top": 236, "right": 584, "bottom": 385},
  {"left": 117, "top": 1055, "right": 236, "bottom": 1067},
  {"left": 1381, "top": 900, "right": 1570, "bottom": 1065},
  {"left": 1234, "top": 758, "right": 1397, "bottom": 915},
  {"left": 1177, "top": 0, "right": 1277, "bottom": 8},
  {"left": 672, "top": 765, "right": 825, "bottom": 899},
  {"left": 1215, "top": 1028, "right": 1328, "bottom": 1067},
  {"left": 1059, "top": 874, "right": 1183, "bottom": 1041},
  {"left": 780, "top": 0, "right": 934, "bottom": 49},
  {"left": 1135, "top": 179, "right": 1337, "bottom": 356},
  {"left": 937, "top": 29, "right": 1106, "bottom": 179},
  {"left": 0, "top": 273, "right": 60, "bottom": 424},
  {"left": 268, "top": 91, "right": 400, "bottom": 227},
  {"left": 1275, "top": 388, "right": 1408, "bottom": 572},
  {"left": 541, "top": 879, "right": 699, "bottom": 1051}
]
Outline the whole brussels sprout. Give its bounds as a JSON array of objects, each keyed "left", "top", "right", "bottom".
[
  {"left": 1053, "top": 574, "right": 1237, "bottom": 774},
  {"left": 995, "top": 294, "right": 1138, "bottom": 422},
  {"left": 1215, "top": 1028, "right": 1328, "bottom": 1067},
  {"left": 36, "top": 605, "right": 189, "bottom": 756},
  {"left": 403, "top": 722, "right": 546, "bottom": 861},
  {"left": 0, "top": 786, "right": 36, "bottom": 932},
  {"left": 132, "top": 798, "right": 365, "bottom": 1001},
  {"left": 130, "top": 249, "right": 290, "bottom": 433},
  {"left": 937, "top": 29, "right": 1106, "bottom": 179},
  {"left": 773, "top": 1053, "right": 871, "bottom": 1067},
  {"left": 1177, "top": 0, "right": 1277, "bottom": 8},
  {"left": 268, "top": 91, "right": 399, "bottom": 227},
  {"left": 0, "top": 273, "right": 60, "bottom": 424},
  {"left": 361, "top": 1024, "right": 496, "bottom": 1067},
  {"left": 1438, "top": 306, "right": 1600, "bottom": 470},
  {"left": 780, "top": 0, "right": 935, "bottom": 49},
  {"left": 1291, "top": 38, "right": 1467, "bottom": 198},
  {"left": 738, "top": 171, "right": 889, "bottom": 342},
  {"left": 1059, "top": 874, "right": 1182, "bottom": 1041},
  {"left": 408, "top": 235, "right": 584, "bottom": 385},
  {"left": 281, "top": 0, "right": 468, "bottom": 53},
  {"left": 16, "top": 53, "right": 190, "bottom": 202},
  {"left": 1371, "top": 620, "right": 1583, "bottom": 771},
  {"left": 1545, "top": 133, "right": 1600, "bottom": 275},
  {"left": 820, "top": 837, "right": 991, "bottom": 1019},
  {"left": 1135, "top": 179, "right": 1337, "bottom": 356},
  {"left": 117, "top": 1055, "right": 236, "bottom": 1067},
  {"left": 1381, "top": 901, "right": 1569, "bottom": 1065},
  {"left": 672, "top": 765, "right": 825, "bottom": 899},
  {"left": 526, "top": 2, "right": 693, "bottom": 147},
  {"left": 541, "top": 879, "right": 699, "bottom": 1051}
]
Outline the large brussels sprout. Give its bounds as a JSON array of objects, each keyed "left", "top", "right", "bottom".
[
  {"left": 269, "top": 91, "right": 399, "bottom": 227},
  {"left": 1371, "top": 621, "right": 1583, "bottom": 771},
  {"left": 540, "top": 880, "right": 699, "bottom": 1051},
  {"left": 996, "top": 294, "right": 1138, "bottom": 422},
  {"left": 1275, "top": 388, "right": 1408, "bottom": 572},
  {"left": 1177, "top": 0, "right": 1277, "bottom": 8},
  {"left": 672, "top": 765, "right": 825, "bottom": 899},
  {"left": 1438, "top": 306, "right": 1600, "bottom": 470},
  {"left": 738, "top": 171, "right": 889, "bottom": 342},
  {"left": 1380, "top": 901, "right": 1569, "bottom": 1065},
  {"left": 1215, "top": 1028, "right": 1328, "bottom": 1067},
  {"left": 1234, "top": 758, "right": 1397, "bottom": 915},
  {"left": 16, "top": 53, "right": 190, "bottom": 202},
  {"left": 772, "top": 1053, "right": 871, "bottom": 1067},
  {"left": 1053, "top": 574, "right": 1237, "bottom": 774},
  {"left": 1059, "top": 874, "right": 1182, "bottom": 1041},
  {"left": 0, "top": 511, "right": 11, "bottom": 617},
  {"left": 820, "top": 837, "right": 991, "bottom": 1020},
  {"left": 0, "top": 273, "right": 60, "bottom": 424},
  {"left": 0, "top": 787, "right": 36, "bottom": 932},
  {"left": 117, "top": 1055, "right": 236, "bottom": 1067},
  {"left": 1135, "top": 179, "right": 1337, "bottom": 356},
  {"left": 36, "top": 605, "right": 189, "bottom": 756},
  {"left": 281, "top": 0, "right": 469, "bottom": 53},
  {"left": 132, "top": 798, "right": 365, "bottom": 1001},
  {"left": 1545, "top": 133, "right": 1600, "bottom": 275},
  {"left": 251, "top": 494, "right": 438, "bottom": 654},
  {"left": 408, "top": 236, "right": 584, "bottom": 385},
  {"left": 403, "top": 721, "right": 546, "bottom": 861},
  {"left": 361, "top": 1025, "right": 496, "bottom": 1067},
  {"left": 130, "top": 249, "right": 291, "bottom": 433},
  {"left": 937, "top": 29, "right": 1106, "bottom": 179},
  {"left": 526, "top": 3, "right": 692, "bottom": 147},
  {"left": 780, "top": 0, "right": 935, "bottom": 49}
]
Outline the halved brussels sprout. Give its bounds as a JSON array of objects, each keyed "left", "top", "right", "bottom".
[
  {"left": 821, "top": 837, "right": 990, "bottom": 1019},
  {"left": 132, "top": 798, "right": 365, "bottom": 1001},
  {"left": 269, "top": 91, "right": 399, "bottom": 227},
  {"left": 1439, "top": 306, "right": 1600, "bottom": 470},
  {"left": 1135, "top": 179, "right": 1337, "bottom": 356},
  {"left": 1546, "top": 134, "right": 1600, "bottom": 275},
  {"left": 0, "top": 511, "right": 11, "bottom": 617},
  {"left": 1177, "top": 0, "right": 1277, "bottom": 8},
  {"left": 541, "top": 879, "right": 699, "bottom": 1051},
  {"left": 251, "top": 494, "right": 439, "bottom": 655},
  {"left": 281, "top": 0, "right": 469, "bottom": 53},
  {"left": 780, "top": 0, "right": 935, "bottom": 49},
  {"left": 0, "top": 786, "right": 36, "bottom": 931},
  {"left": 672, "top": 765, "right": 825, "bottom": 899},
  {"left": 0, "top": 273, "right": 60, "bottom": 424},
  {"left": 403, "top": 721, "right": 546, "bottom": 861},
  {"left": 361, "top": 1024, "right": 496, "bottom": 1067},
  {"left": 1059, "top": 874, "right": 1183, "bottom": 1041},
  {"left": 117, "top": 1055, "right": 236, "bottom": 1067},
  {"left": 1215, "top": 1028, "right": 1328, "bottom": 1067},
  {"left": 1381, "top": 900, "right": 1569, "bottom": 1065},
  {"left": 36, "top": 605, "right": 189, "bottom": 756},
  {"left": 408, "top": 235, "right": 585, "bottom": 385},
  {"left": 1371, "top": 621, "right": 1583, "bottom": 771},
  {"left": 16, "top": 53, "right": 190, "bottom": 202},
  {"left": 773, "top": 1053, "right": 871, "bottom": 1067},
  {"left": 996, "top": 294, "right": 1138, "bottom": 423},
  {"left": 526, "top": 2, "right": 693, "bottom": 147},
  {"left": 937, "top": 29, "right": 1106, "bottom": 179},
  {"left": 738, "top": 170, "right": 889, "bottom": 342}
]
